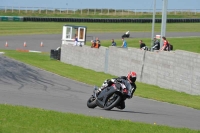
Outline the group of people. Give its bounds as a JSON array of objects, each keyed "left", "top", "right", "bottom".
[
  {"left": 110, "top": 38, "right": 128, "bottom": 48},
  {"left": 139, "top": 36, "right": 172, "bottom": 51},
  {"left": 90, "top": 36, "right": 172, "bottom": 52},
  {"left": 91, "top": 37, "right": 101, "bottom": 48},
  {"left": 91, "top": 37, "right": 128, "bottom": 48}
]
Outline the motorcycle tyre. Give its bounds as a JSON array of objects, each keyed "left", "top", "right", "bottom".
[
  {"left": 104, "top": 93, "right": 121, "bottom": 110},
  {"left": 87, "top": 96, "right": 97, "bottom": 108}
]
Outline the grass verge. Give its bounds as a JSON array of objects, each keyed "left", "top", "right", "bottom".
[
  {"left": 0, "top": 104, "right": 199, "bottom": 133},
  {"left": 1, "top": 50, "right": 200, "bottom": 110},
  {"left": 0, "top": 22, "right": 200, "bottom": 35}
]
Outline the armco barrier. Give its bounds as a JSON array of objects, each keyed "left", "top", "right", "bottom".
[
  {"left": 1, "top": 16, "right": 200, "bottom": 23},
  {"left": 0, "top": 16, "right": 23, "bottom": 21},
  {"left": 61, "top": 45, "right": 200, "bottom": 95},
  {"left": 22, "top": 17, "right": 200, "bottom": 23}
]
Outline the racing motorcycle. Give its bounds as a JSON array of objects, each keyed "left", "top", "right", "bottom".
[{"left": 87, "top": 82, "right": 131, "bottom": 110}]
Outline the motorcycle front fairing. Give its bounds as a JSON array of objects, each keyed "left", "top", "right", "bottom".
[{"left": 96, "top": 84, "right": 120, "bottom": 108}]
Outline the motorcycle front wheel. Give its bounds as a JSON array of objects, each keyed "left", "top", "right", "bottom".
[
  {"left": 104, "top": 93, "right": 121, "bottom": 110},
  {"left": 87, "top": 96, "right": 97, "bottom": 108}
]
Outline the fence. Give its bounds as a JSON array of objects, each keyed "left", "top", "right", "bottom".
[{"left": 0, "top": 6, "right": 200, "bottom": 16}]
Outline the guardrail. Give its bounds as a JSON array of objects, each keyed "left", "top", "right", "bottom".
[
  {"left": 1, "top": 16, "right": 200, "bottom": 23},
  {"left": 0, "top": 6, "right": 200, "bottom": 16},
  {"left": 22, "top": 17, "right": 200, "bottom": 23},
  {"left": 0, "top": 16, "right": 23, "bottom": 21}
]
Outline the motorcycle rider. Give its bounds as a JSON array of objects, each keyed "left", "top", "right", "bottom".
[{"left": 96, "top": 71, "right": 137, "bottom": 109}]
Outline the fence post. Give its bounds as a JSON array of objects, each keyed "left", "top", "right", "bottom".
[
  {"left": 74, "top": 8, "right": 75, "bottom": 14},
  {"left": 5, "top": 6, "right": 6, "bottom": 13},
  {"left": 46, "top": 8, "right": 47, "bottom": 14},
  {"left": 87, "top": 8, "right": 89, "bottom": 15},
  {"left": 135, "top": 9, "right": 136, "bottom": 15},
  {"left": 94, "top": 8, "right": 96, "bottom": 15},
  {"left": 12, "top": 6, "right": 13, "bottom": 13},
  {"left": 67, "top": 8, "right": 68, "bottom": 14},
  {"left": 60, "top": 8, "right": 61, "bottom": 14},
  {"left": 195, "top": 9, "right": 196, "bottom": 15},
  {"left": 122, "top": 9, "right": 123, "bottom": 15},
  {"left": 81, "top": 9, "right": 82, "bottom": 14},
  {"left": 19, "top": 6, "right": 20, "bottom": 13},
  {"left": 115, "top": 9, "right": 116, "bottom": 15}
]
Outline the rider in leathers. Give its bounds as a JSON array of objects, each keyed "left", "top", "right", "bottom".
[{"left": 97, "top": 71, "right": 137, "bottom": 109}]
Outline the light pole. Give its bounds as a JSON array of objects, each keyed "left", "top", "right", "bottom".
[
  {"left": 66, "top": 3, "right": 68, "bottom": 14},
  {"left": 160, "top": 0, "right": 168, "bottom": 49},
  {"left": 151, "top": 0, "right": 156, "bottom": 51}
]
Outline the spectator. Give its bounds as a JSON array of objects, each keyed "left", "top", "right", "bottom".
[
  {"left": 91, "top": 37, "right": 101, "bottom": 48},
  {"left": 121, "top": 38, "right": 127, "bottom": 48},
  {"left": 139, "top": 40, "right": 148, "bottom": 50},
  {"left": 160, "top": 36, "right": 169, "bottom": 51},
  {"left": 152, "top": 37, "right": 160, "bottom": 50},
  {"left": 111, "top": 39, "right": 117, "bottom": 46},
  {"left": 73, "top": 34, "right": 78, "bottom": 46}
]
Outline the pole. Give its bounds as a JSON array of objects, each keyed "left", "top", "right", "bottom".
[
  {"left": 160, "top": 0, "right": 168, "bottom": 49},
  {"left": 151, "top": 0, "right": 156, "bottom": 51}
]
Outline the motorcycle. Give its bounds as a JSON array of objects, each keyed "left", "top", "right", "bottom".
[
  {"left": 122, "top": 31, "right": 130, "bottom": 38},
  {"left": 87, "top": 82, "right": 132, "bottom": 110}
]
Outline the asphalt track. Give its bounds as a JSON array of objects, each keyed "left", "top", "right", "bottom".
[{"left": 0, "top": 32, "right": 200, "bottom": 130}]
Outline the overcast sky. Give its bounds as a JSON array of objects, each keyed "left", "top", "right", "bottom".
[{"left": 1, "top": 0, "right": 199, "bottom": 9}]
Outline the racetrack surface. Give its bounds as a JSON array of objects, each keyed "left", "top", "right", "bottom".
[
  {"left": 0, "top": 32, "right": 200, "bottom": 52},
  {"left": 0, "top": 55, "right": 200, "bottom": 130}
]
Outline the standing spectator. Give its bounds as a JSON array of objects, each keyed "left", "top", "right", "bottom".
[
  {"left": 152, "top": 37, "right": 160, "bottom": 50},
  {"left": 111, "top": 39, "right": 117, "bottom": 46},
  {"left": 121, "top": 38, "right": 128, "bottom": 48},
  {"left": 73, "top": 34, "right": 78, "bottom": 46},
  {"left": 160, "top": 36, "right": 169, "bottom": 51},
  {"left": 139, "top": 40, "right": 148, "bottom": 50}
]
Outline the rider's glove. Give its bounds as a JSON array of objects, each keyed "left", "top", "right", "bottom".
[{"left": 111, "top": 79, "right": 116, "bottom": 83}]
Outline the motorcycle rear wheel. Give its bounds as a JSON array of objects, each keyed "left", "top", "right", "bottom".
[
  {"left": 87, "top": 96, "right": 97, "bottom": 108},
  {"left": 104, "top": 93, "right": 121, "bottom": 110}
]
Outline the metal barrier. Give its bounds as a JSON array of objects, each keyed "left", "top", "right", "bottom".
[
  {"left": 0, "top": 16, "right": 23, "bottom": 21},
  {"left": 1, "top": 16, "right": 200, "bottom": 23}
]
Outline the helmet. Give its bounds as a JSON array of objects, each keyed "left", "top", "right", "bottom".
[{"left": 127, "top": 71, "right": 137, "bottom": 83}]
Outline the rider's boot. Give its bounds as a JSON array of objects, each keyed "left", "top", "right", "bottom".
[{"left": 116, "top": 101, "right": 125, "bottom": 110}]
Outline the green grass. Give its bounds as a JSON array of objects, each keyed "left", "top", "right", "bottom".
[
  {"left": 1, "top": 104, "right": 199, "bottom": 133},
  {"left": 95, "top": 37, "right": 200, "bottom": 53},
  {"left": 1, "top": 50, "right": 200, "bottom": 110},
  {"left": 0, "top": 22, "right": 200, "bottom": 35}
]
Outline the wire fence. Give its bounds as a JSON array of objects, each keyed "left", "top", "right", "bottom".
[{"left": 0, "top": 6, "right": 200, "bottom": 15}]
